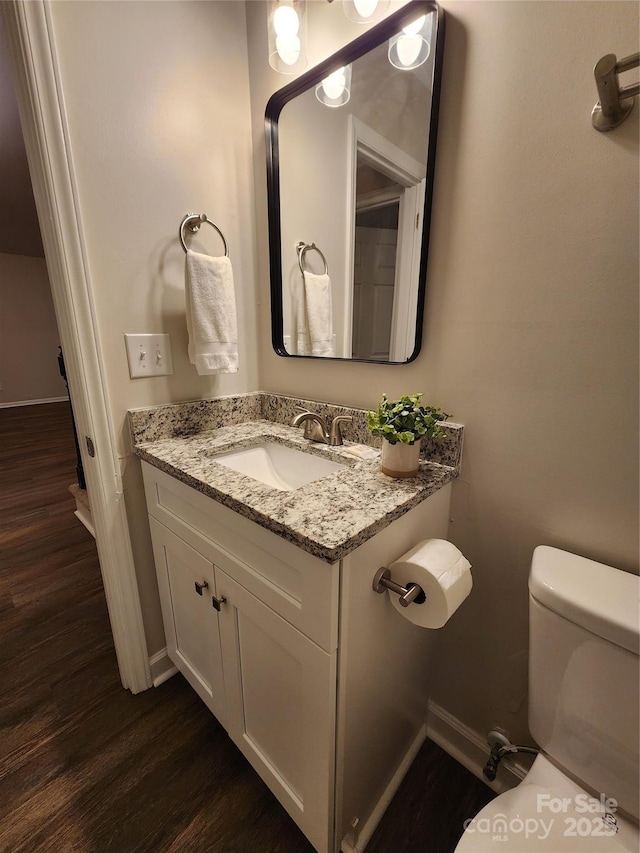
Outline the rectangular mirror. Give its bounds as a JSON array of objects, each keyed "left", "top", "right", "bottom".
[{"left": 265, "top": 0, "right": 445, "bottom": 363}]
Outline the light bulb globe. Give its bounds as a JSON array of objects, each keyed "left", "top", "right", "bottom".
[
  {"left": 396, "top": 34, "right": 422, "bottom": 67},
  {"left": 273, "top": 5, "right": 299, "bottom": 38},
  {"left": 276, "top": 34, "right": 301, "bottom": 66},
  {"left": 352, "top": 0, "right": 378, "bottom": 19},
  {"left": 402, "top": 14, "right": 426, "bottom": 36},
  {"left": 322, "top": 69, "right": 347, "bottom": 100}
]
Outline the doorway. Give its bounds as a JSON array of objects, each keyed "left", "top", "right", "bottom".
[
  {"left": 0, "top": 16, "right": 64, "bottom": 410},
  {"left": 345, "top": 117, "right": 426, "bottom": 362},
  {"left": 1, "top": 1, "right": 149, "bottom": 693}
]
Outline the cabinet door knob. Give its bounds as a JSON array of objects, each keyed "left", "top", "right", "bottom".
[
  {"left": 211, "top": 595, "right": 226, "bottom": 611},
  {"left": 194, "top": 580, "right": 209, "bottom": 595}
]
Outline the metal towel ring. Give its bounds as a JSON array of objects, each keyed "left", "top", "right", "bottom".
[
  {"left": 296, "top": 241, "right": 328, "bottom": 275},
  {"left": 179, "top": 212, "right": 229, "bottom": 256}
]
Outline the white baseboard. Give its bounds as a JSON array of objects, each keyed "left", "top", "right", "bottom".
[
  {"left": 0, "top": 396, "right": 69, "bottom": 409},
  {"left": 340, "top": 703, "right": 533, "bottom": 852},
  {"left": 149, "top": 648, "right": 178, "bottom": 688},
  {"left": 341, "top": 724, "right": 429, "bottom": 853},
  {"left": 426, "top": 700, "right": 528, "bottom": 794}
]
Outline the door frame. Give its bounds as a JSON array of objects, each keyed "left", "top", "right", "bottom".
[{"left": 2, "top": 0, "right": 150, "bottom": 693}]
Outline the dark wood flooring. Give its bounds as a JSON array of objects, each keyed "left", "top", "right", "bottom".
[{"left": 0, "top": 402, "right": 493, "bottom": 853}]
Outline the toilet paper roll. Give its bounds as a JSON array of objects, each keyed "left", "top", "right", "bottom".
[{"left": 387, "top": 539, "right": 472, "bottom": 628}]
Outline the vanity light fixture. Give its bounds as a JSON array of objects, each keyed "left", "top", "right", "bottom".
[
  {"left": 268, "top": 0, "right": 308, "bottom": 74},
  {"left": 388, "top": 13, "right": 430, "bottom": 70},
  {"left": 343, "top": 0, "right": 389, "bottom": 24},
  {"left": 315, "top": 64, "right": 352, "bottom": 107}
]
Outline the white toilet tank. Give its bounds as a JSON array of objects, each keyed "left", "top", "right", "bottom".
[{"left": 528, "top": 546, "right": 639, "bottom": 821}]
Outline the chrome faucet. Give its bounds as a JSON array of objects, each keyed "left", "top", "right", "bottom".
[{"left": 291, "top": 408, "right": 353, "bottom": 446}]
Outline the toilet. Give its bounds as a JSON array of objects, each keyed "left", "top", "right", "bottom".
[{"left": 456, "top": 546, "right": 639, "bottom": 852}]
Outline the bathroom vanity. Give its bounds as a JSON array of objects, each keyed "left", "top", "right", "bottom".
[{"left": 131, "top": 394, "right": 462, "bottom": 853}]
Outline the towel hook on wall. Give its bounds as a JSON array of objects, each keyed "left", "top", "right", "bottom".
[
  {"left": 296, "top": 241, "right": 329, "bottom": 275},
  {"left": 179, "top": 212, "right": 229, "bottom": 256},
  {"left": 592, "top": 51, "right": 639, "bottom": 131}
]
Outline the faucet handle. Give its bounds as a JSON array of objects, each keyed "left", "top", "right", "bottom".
[{"left": 329, "top": 415, "right": 353, "bottom": 446}]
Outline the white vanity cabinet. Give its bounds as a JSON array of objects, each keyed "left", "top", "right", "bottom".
[
  {"left": 141, "top": 460, "right": 452, "bottom": 853},
  {"left": 217, "top": 568, "right": 337, "bottom": 845},
  {"left": 148, "top": 517, "right": 227, "bottom": 725},
  {"left": 142, "top": 462, "right": 339, "bottom": 852}
]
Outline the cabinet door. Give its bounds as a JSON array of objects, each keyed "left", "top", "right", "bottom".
[
  {"left": 149, "top": 517, "right": 226, "bottom": 727},
  {"left": 217, "top": 568, "right": 336, "bottom": 853}
]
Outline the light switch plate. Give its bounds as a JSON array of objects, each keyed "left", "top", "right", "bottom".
[{"left": 124, "top": 333, "right": 173, "bottom": 378}]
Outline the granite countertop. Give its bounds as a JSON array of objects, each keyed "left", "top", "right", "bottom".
[{"left": 134, "top": 418, "right": 458, "bottom": 563}]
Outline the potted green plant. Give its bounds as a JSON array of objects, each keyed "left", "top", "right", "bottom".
[{"left": 366, "top": 393, "right": 450, "bottom": 478}]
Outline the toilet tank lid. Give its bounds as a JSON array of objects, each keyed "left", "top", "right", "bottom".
[{"left": 529, "top": 546, "right": 639, "bottom": 654}]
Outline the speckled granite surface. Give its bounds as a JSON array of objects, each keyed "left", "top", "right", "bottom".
[
  {"left": 128, "top": 393, "right": 262, "bottom": 445},
  {"left": 133, "top": 418, "right": 459, "bottom": 563},
  {"left": 261, "top": 393, "right": 464, "bottom": 469},
  {"left": 129, "top": 392, "right": 464, "bottom": 468}
]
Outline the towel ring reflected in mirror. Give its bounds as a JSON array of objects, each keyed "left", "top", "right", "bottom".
[
  {"left": 296, "top": 241, "right": 329, "bottom": 275},
  {"left": 179, "top": 212, "right": 229, "bottom": 257}
]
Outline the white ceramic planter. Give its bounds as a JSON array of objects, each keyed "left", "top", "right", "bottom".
[{"left": 380, "top": 438, "right": 421, "bottom": 478}]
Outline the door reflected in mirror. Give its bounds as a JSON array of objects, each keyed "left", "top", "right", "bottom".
[
  {"left": 353, "top": 183, "right": 400, "bottom": 361},
  {"left": 266, "top": 1, "right": 445, "bottom": 363}
]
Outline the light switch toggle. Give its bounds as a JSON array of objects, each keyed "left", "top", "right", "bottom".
[{"left": 124, "top": 334, "right": 173, "bottom": 378}]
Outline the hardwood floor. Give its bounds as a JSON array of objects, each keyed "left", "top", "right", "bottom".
[{"left": 0, "top": 402, "right": 493, "bottom": 853}]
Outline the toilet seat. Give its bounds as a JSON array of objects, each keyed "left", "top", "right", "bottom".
[{"left": 455, "top": 756, "right": 639, "bottom": 853}]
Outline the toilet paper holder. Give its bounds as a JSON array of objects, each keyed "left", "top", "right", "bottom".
[{"left": 372, "top": 567, "right": 427, "bottom": 608}]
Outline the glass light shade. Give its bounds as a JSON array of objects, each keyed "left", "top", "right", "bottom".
[
  {"left": 273, "top": 4, "right": 300, "bottom": 37},
  {"left": 388, "top": 13, "right": 430, "bottom": 70},
  {"left": 275, "top": 35, "right": 301, "bottom": 67},
  {"left": 402, "top": 14, "right": 426, "bottom": 35},
  {"left": 268, "top": 1, "right": 308, "bottom": 74},
  {"left": 343, "top": 0, "right": 389, "bottom": 24},
  {"left": 315, "top": 64, "right": 352, "bottom": 108}
]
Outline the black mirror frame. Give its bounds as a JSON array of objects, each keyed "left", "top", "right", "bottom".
[{"left": 265, "top": 0, "right": 445, "bottom": 364}]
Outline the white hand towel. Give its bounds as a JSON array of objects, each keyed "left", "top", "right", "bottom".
[
  {"left": 296, "top": 271, "right": 334, "bottom": 357},
  {"left": 185, "top": 249, "right": 238, "bottom": 374},
  {"left": 295, "top": 275, "right": 311, "bottom": 356}
]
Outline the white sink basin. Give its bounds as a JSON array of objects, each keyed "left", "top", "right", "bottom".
[{"left": 212, "top": 441, "right": 346, "bottom": 491}]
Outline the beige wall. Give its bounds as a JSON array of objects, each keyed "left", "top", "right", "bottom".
[
  {"left": 279, "top": 89, "right": 350, "bottom": 353},
  {"left": 49, "top": 0, "right": 259, "bottom": 437},
  {"left": 248, "top": 0, "right": 639, "bottom": 746},
  {"left": 49, "top": 0, "right": 258, "bottom": 654},
  {"left": 0, "top": 252, "right": 66, "bottom": 405},
  {"left": 0, "top": 16, "right": 44, "bottom": 258}
]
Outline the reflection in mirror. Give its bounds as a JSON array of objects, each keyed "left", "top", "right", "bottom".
[
  {"left": 353, "top": 163, "right": 401, "bottom": 360},
  {"left": 266, "top": 1, "right": 444, "bottom": 363}
]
